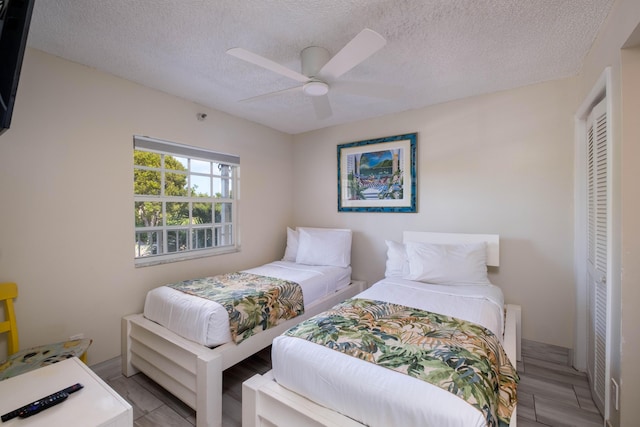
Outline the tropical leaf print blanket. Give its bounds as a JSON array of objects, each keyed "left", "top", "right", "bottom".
[
  {"left": 168, "top": 272, "right": 304, "bottom": 344},
  {"left": 285, "top": 298, "right": 519, "bottom": 427}
]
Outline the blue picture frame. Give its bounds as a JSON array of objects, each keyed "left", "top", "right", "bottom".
[{"left": 337, "top": 132, "right": 417, "bottom": 212}]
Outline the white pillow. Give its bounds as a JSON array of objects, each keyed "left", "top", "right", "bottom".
[
  {"left": 282, "top": 227, "right": 299, "bottom": 262},
  {"left": 295, "top": 227, "right": 352, "bottom": 268},
  {"left": 404, "top": 241, "right": 490, "bottom": 285},
  {"left": 384, "top": 240, "right": 410, "bottom": 278}
]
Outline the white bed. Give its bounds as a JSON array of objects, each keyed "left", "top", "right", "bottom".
[
  {"left": 242, "top": 232, "right": 522, "bottom": 427},
  {"left": 143, "top": 261, "right": 352, "bottom": 347},
  {"left": 122, "top": 227, "right": 366, "bottom": 427}
]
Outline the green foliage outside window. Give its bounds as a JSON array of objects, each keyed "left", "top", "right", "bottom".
[{"left": 134, "top": 150, "right": 224, "bottom": 228}]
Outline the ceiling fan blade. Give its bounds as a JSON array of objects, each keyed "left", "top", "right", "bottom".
[
  {"left": 239, "top": 85, "right": 302, "bottom": 103},
  {"left": 317, "top": 28, "right": 386, "bottom": 81},
  {"left": 311, "top": 95, "right": 332, "bottom": 120},
  {"left": 227, "top": 47, "right": 309, "bottom": 83},
  {"left": 332, "top": 81, "right": 404, "bottom": 100}
]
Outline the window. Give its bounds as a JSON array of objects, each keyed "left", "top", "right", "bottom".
[{"left": 133, "top": 135, "right": 239, "bottom": 266}]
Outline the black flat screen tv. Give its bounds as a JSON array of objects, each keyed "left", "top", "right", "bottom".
[{"left": 0, "top": 0, "right": 34, "bottom": 135}]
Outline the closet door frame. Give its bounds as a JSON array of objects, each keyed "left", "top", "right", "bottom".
[{"left": 573, "top": 67, "right": 613, "bottom": 419}]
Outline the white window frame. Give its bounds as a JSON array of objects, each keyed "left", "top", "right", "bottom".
[{"left": 134, "top": 135, "right": 240, "bottom": 267}]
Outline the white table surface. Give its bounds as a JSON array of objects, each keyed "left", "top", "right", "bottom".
[{"left": 0, "top": 357, "right": 132, "bottom": 426}]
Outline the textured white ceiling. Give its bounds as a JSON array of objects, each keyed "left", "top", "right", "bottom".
[{"left": 26, "top": 0, "right": 614, "bottom": 134}]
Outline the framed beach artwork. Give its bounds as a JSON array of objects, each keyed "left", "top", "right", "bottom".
[{"left": 337, "top": 132, "right": 417, "bottom": 212}]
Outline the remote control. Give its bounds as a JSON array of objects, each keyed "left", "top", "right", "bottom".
[
  {"left": 1, "top": 383, "right": 83, "bottom": 422},
  {"left": 17, "top": 391, "right": 69, "bottom": 419}
]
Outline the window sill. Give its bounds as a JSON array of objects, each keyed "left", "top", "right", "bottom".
[{"left": 134, "top": 246, "right": 240, "bottom": 268}]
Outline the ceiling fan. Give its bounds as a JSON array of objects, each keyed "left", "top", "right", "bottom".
[{"left": 227, "top": 28, "right": 398, "bottom": 120}]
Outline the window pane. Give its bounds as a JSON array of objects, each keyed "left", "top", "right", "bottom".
[
  {"left": 135, "top": 230, "right": 162, "bottom": 257},
  {"left": 134, "top": 150, "right": 160, "bottom": 167},
  {"left": 215, "top": 202, "right": 232, "bottom": 223},
  {"left": 191, "top": 175, "right": 211, "bottom": 196},
  {"left": 134, "top": 170, "right": 161, "bottom": 195},
  {"left": 193, "top": 228, "right": 213, "bottom": 249},
  {"left": 192, "top": 202, "right": 212, "bottom": 224},
  {"left": 165, "top": 172, "right": 188, "bottom": 196},
  {"left": 213, "top": 177, "right": 232, "bottom": 198},
  {"left": 166, "top": 155, "right": 188, "bottom": 171},
  {"left": 135, "top": 201, "right": 162, "bottom": 227},
  {"left": 167, "top": 229, "right": 188, "bottom": 253},
  {"left": 166, "top": 202, "right": 189, "bottom": 225},
  {"left": 191, "top": 159, "right": 210, "bottom": 174},
  {"left": 215, "top": 225, "right": 233, "bottom": 246}
]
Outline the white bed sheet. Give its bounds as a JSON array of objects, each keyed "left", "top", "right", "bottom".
[
  {"left": 143, "top": 261, "right": 351, "bottom": 347},
  {"left": 272, "top": 277, "right": 506, "bottom": 427}
]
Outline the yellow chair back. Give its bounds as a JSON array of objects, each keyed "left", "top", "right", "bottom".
[{"left": 0, "top": 282, "right": 19, "bottom": 356}]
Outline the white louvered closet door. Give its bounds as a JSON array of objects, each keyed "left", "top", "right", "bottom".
[{"left": 586, "top": 97, "right": 608, "bottom": 414}]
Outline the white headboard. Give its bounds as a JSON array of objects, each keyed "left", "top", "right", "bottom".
[{"left": 402, "top": 231, "right": 500, "bottom": 267}]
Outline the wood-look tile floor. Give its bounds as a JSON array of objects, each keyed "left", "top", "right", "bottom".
[
  {"left": 92, "top": 340, "right": 604, "bottom": 427},
  {"left": 517, "top": 340, "right": 604, "bottom": 427}
]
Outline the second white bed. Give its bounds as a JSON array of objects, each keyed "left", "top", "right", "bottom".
[
  {"left": 243, "top": 232, "right": 521, "bottom": 427},
  {"left": 271, "top": 277, "right": 509, "bottom": 427}
]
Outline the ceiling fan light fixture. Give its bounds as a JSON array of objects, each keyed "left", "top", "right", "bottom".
[
  {"left": 227, "top": 28, "right": 387, "bottom": 119},
  {"left": 303, "top": 81, "right": 329, "bottom": 97}
]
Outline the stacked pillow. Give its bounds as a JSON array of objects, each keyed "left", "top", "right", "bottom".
[
  {"left": 384, "top": 239, "right": 490, "bottom": 285},
  {"left": 282, "top": 227, "right": 352, "bottom": 268}
]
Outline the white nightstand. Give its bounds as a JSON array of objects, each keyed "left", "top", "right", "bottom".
[{"left": 0, "top": 357, "right": 132, "bottom": 426}]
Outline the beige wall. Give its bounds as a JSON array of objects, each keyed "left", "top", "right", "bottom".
[
  {"left": 292, "top": 77, "right": 577, "bottom": 348},
  {"left": 0, "top": 49, "right": 294, "bottom": 364}
]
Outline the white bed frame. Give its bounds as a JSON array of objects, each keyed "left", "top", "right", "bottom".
[
  {"left": 122, "top": 280, "right": 367, "bottom": 427},
  {"left": 242, "top": 232, "right": 522, "bottom": 427}
]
